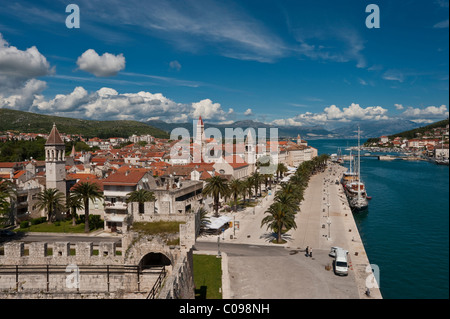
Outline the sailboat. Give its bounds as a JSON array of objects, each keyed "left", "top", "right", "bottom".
[{"left": 347, "top": 126, "right": 369, "bottom": 212}]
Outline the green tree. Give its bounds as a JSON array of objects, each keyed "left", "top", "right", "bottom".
[
  {"left": 0, "top": 178, "right": 16, "bottom": 226},
  {"left": 276, "top": 163, "right": 288, "bottom": 180},
  {"left": 126, "top": 189, "right": 156, "bottom": 214},
  {"left": 251, "top": 172, "right": 263, "bottom": 197},
  {"left": 71, "top": 181, "right": 103, "bottom": 233},
  {"left": 36, "top": 188, "right": 65, "bottom": 223},
  {"left": 261, "top": 202, "right": 297, "bottom": 244},
  {"left": 229, "top": 179, "right": 242, "bottom": 212},
  {"left": 202, "top": 176, "right": 230, "bottom": 217},
  {"left": 66, "top": 193, "right": 84, "bottom": 226},
  {"left": 197, "top": 206, "right": 210, "bottom": 233}
]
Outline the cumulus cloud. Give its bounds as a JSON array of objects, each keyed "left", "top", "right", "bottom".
[
  {"left": 0, "top": 79, "right": 47, "bottom": 110},
  {"left": 3, "top": 85, "right": 233, "bottom": 123},
  {"left": 190, "top": 99, "right": 233, "bottom": 121},
  {"left": 0, "top": 33, "right": 53, "bottom": 80},
  {"left": 271, "top": 103, "right": 389, "bottom": 126},
  {"left": 401, "top": 105, "right": 449, "bottom": 121},
  {"left": 394, "top": 104, "right": 404, "bottom": 110},
  {"left": 0, "top": 32, "right": 53, "bottom": 104},
  {"left": 244, "top": 108, "right": 253, "bottom": 116},
  {"left": 76, "top": 49, "right": 125, "bottom": 77},
  {"left": 33, "top": 86, "right": 89, "bottom": 112}
]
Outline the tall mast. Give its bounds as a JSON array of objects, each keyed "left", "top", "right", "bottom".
[
  {"left": 357, "top": 125, "right": 361, "bottom": 203},
  {"left": 349, "top": 149, "right": 352, "bottom": 174}
]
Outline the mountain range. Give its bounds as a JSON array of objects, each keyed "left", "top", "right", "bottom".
[
  {"left": 0, "top": 108, "right": 432, "bottom": 140},
  {"left": 147, "top": 118, "right": 426, "bottom": 139}
]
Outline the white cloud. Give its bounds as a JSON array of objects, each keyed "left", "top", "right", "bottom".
[
  {"left": 191, "top": 99, "right": 233, "bottom": 121},
  {"left": 401, "top": 105, "right": 449, "bottom": 119},
  {"left": 433, "top": 19, "right": 449, "bottom": 28},
  {"left": 293, "top": 27, "right": 366, "bottom": 68},
  {"left": 33, "top": 86, "right": 89, "bottom": 112},
  {"left": 383, "top": 69, "right": 404, "bottom": 82},
  {"left": 169, "top": 60, "right": 181, "bottom": 71},
  {"left": 394, "top": 104, "right": 404, "bottom": 110},
  {"left": 271, "top": 103, "right": 389, "bottom": 127},
  {"left": 244, "top": 108, "right": 253, "bottom": 116},
  {"left": 2, "top": 85, "right": 234, "bottom": 123},
  {"left": 0, "top": 79, "right": 47, "bottom": 110},
  {"left": 0, "top": 33, "right": 53, "bottom": 80},
  {"left": 76, "top": 49, "right": 125, "bottom": 77}
]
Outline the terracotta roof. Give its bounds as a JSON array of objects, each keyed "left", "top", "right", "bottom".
[
  {"left": 45, "top": 124, "right": 64, "bottom": 145},
  {"left": 103, "top": 168, "right": 149, "bottom": 186}
]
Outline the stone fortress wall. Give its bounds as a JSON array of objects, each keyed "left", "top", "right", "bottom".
[{"left": 0, "top": 213, "right": 199, "bottom": 299}]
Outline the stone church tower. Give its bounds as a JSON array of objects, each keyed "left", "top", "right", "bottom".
[
  {"left": 245, "top": 129, "right": 256, "bottom": 174},
  {"left": 45, "top": 124, "right": 67, "bottom": 196}
]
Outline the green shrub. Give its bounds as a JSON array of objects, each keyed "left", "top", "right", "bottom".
[
  {"left": 89, "top": 215, "right": 103, "bottom": 230},
  {"left": 31, "top": 217, "right": 47, "bottom": 225},
  {"left": 20, "top": 221, "right": 29, "bottom": 229}
]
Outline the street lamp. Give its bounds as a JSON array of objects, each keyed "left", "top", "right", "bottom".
[
  {"left": 217, "top": 236, "right": 221, "bottom": 258},
  {"left": 326, "top": 202, "right": 331, "bottom": 218},
  {"left": 327, "top": 219, "right": 331, "bottom": 240}
]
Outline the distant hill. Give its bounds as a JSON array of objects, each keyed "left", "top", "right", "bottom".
[
  {"left": 388, "top": 118, "right": 449, "bottom": 140},
  {"left": 146, "top": 119, "right": 335, "bottom": 139},
  {"left": 331, "top": 119, "right": 424, "bottom": 139},
  {"left": 0, "top": 108, "right": 169, "bottom": 139}
]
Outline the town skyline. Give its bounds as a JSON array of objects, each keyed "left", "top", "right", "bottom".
[{"left": 0, "top": 0, "right": 448, "bottom": 129}]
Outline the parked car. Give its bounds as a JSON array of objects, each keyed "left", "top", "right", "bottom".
[{"left": 330, "top": 247, "right": 349, "bottom": 276}]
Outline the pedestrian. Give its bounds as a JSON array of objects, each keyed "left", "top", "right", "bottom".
[
  {"left": 305, "top": 246, "right": 309, "bottom": 257},
  {"left": 309, "top": 247, "right": 313, "bottom": 258}
]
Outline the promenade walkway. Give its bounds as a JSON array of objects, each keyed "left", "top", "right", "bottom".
[{"left": 197, "top": 161, "right": 382, "bottom": 299}]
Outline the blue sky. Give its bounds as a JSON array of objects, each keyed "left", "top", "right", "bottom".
[{"left": 0, "top": 0, "right": 448, "bottom": 128}]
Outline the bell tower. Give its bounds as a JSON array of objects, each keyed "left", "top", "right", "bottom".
[{"left": 45, "top": 124, "right": 67, "bottom": 196}]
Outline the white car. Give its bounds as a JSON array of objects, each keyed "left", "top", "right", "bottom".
[{"left": 329, "top": 247, "right": 349, "bottom": 276}]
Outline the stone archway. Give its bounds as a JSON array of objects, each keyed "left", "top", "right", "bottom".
[{"left": 139, "top": 252, "right": 171, "bottom": 270}]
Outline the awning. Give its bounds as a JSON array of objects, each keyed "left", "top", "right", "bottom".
[{"left": 204, "top": 216, "right": 232, "bottom": 230}]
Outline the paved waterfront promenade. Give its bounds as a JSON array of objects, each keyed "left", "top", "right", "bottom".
[{"left": 197, "top": 162, "right": 382, "bottom": 299}]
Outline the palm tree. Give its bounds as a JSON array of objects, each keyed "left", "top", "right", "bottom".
[
  {"left": 36, "top": 188, "right": 65, "bottom": 223},
  {"left": 197, "top": 206, "right": 210, "bottom": 234},
  {"left": 274, "top": 191, "right": 299, "bottom": 215},
  {"left": 202, "top": 175, "right": 230, "bottom": 217},
  {"left": 229, "top": 179, "right": 242, "bottom": 212},
  {"left": 71, "top": 181, "right": 103, "bottom": 233},
  {"left": 66, "top": 193, "right": 84, "bottom": 226},
  {"left": 261, "top": 202, "right": 297, "bottom": 244},
  {"left": 245, "top": 176, "right": 254, "bottom": 200},
  {"left": 0, "top": 178, "right": 17, "bottom": 226},
  {"left": 276, "top": 163, "right": 288, "bottom": 180},
  {"left": 251, "top": 172, "right": 263, "bottom": 197},
  {"left": 126, "top": 188, "right": 156, "bottom": 214}
]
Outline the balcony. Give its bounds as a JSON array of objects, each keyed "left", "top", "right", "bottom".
[{"left": 104, "top": 201, "right": 128, "bottom": 210}]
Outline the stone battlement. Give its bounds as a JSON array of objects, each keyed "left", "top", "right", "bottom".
[{"left": 0, "top": 242, "right": 123, "bottom": 266}]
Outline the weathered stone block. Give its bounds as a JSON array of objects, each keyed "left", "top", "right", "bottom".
[{"left": 54, "top": 242, "right": 70, "bottom": 257}]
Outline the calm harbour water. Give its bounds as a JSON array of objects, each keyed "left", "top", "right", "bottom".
[{"left": 308, "top": 139, "right": 449, "bottom": 299}]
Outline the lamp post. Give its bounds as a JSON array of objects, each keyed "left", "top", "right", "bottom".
[
  {"left": 327, "top": 219, "right": 331, "bottom": 240},
  {"left": 217, "top": 236, "right": 221, "bottom": 258}
]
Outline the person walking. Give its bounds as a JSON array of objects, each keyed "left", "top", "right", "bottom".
[
  {"left": 309, "top": 247, "right": 313, "bottom": 258},
  {"left": 305, "top": 246, "right": 309, "bottom": 257}
]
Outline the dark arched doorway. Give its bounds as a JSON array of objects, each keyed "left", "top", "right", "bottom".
[{"left": 139, "top": 252, "right": 171, "bottom": 270}]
